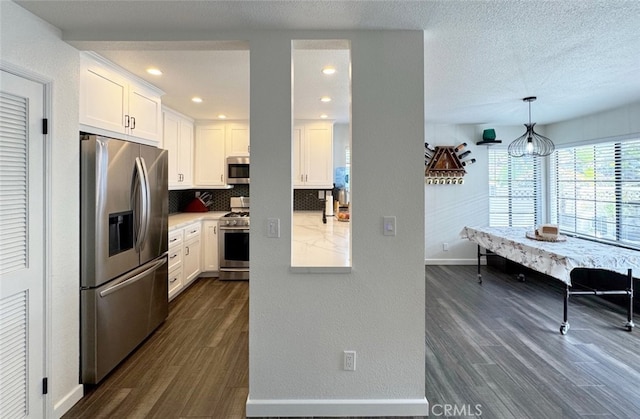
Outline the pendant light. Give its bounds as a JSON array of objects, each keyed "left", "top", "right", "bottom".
[{"left": 507, "top": 96, "right": 554, "bottom": 157}]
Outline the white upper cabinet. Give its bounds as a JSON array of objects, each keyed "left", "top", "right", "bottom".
[
  {"left": 163, "top": 107, "right": 194, "bottom": 189},
  {"left": 226, "top": 122, "right": 250, "bottom": 156},
  {"left": 80, "top": 52, "right": 163, "bottom": 146},
  {"left": 195, "top": 123, "right": 227, "bottom": 187},
  {"left": 293, "top": 121, "right": 333, "bottom": 188}
]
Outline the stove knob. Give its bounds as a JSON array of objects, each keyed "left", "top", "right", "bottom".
[
  {"left": 245, "top": 220, "right": 250, "bottom": 227},
  {"left": 231, "top": 220, "right": 238, "bottom": 226}
]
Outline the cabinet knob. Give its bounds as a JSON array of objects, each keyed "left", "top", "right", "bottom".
[
  {"left": 185, "top": 246, "right": 190, "bottom": 256},
  {"left": 124, "top": 115, "right": 130, "bottom": 128},
  {"left": 131, "top": 116, "right": 136, "bottom": 129}
]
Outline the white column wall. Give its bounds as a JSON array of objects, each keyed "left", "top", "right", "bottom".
[{"left": 249, "top": 31, "right": 427, "bottom": 416}]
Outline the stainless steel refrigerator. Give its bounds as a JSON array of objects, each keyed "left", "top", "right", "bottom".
[{"left": 80, "top": 133, "right": 168, "bottom": 384}]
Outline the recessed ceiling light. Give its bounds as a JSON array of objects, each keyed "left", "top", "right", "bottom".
[
  {"left": 320, "top": 114, "right": 328, "bottom": 119},
  {"left": 218, "top": 114, "right": 227, "bottom": 119},
  {"left": 322, "top": 66, "right": 336, "bottom": 75},
  {"left": 192, "top": 97, "right": 203, "bottom": 103},
  {"left": 146, "top": 68, "right": 162, "bottom": 76},
  {"left": 320, "top": 96, "right": 332, "bottom": 103}
]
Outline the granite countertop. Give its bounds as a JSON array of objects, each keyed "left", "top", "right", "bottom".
[{"left": 168, "top": 211, "right": 229, "bottom": 230}]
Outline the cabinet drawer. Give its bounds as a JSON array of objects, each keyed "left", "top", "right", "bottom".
[
  {"left": 168, "top": 266, "right": 183, "bottom": 301},
  {"left": 168, "top": 246, "right": 183, "bottom": 271},
  {"left": 183, "top": 222, "right": 201, "bottom": 241},
  {"left": 168, "top": 229, "right": 184, "bottom": 248}
]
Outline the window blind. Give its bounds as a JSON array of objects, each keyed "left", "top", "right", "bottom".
[
  {"left": 550, "top": 138, "right": 640, "bottom": 249},
  {"left": 488, "top": 148, "right": 541, "bottom": 227}
]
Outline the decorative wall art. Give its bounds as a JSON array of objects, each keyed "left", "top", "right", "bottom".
[{"left": 424, "top": 142, "right": 476, "bottom": 184}]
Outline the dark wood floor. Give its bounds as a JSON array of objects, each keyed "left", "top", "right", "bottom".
[
  {"left": 63, "top": 278, "right": 249, "bottom": 419},
  {"left": 63, "top": 266, "right": 640, "bottom": 418},
  {"left": 426, "top": 265, "right": 640, "bottom": 419}
]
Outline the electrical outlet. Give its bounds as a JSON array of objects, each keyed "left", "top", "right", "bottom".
[
  {"left": 443, "top": 242, "right": 449, "bottom": 251},
  {"left": 344, "top": 351, "right": 356, "bottom": 371}
]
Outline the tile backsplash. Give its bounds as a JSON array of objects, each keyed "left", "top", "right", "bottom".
[
  {"left": 169, "top": 186, "right": 330, "bottom": 213},
  {"left": 293, "top": 189, "right": 327, "bottom": 211},
  {"left": 169, "top": 184, "right": 250, "bottom": 213}
]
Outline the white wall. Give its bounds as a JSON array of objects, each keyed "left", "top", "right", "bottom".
[
  {"left": 249, "top": 31, "right": 427, "bottom": 416},
  {"left": 424, "top": 124, "right": 487, "bottom": 264},
  {"left": 0, "top": 2, "right": 82, "bottom": 417}
]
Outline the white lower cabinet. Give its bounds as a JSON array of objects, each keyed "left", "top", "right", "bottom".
[
  {"left": 168, "top": 266, "right": 183, "bottom": 301},
  {"left": 202, "top": 220, "right": 219, "bottom": 273},
  {"left": 182, "top": 223, "right": 202, "bottom": 288},
  {"left": 168, "top": 222, "right": 202, "bottom": 300},
  {"left": 167, "top": 229, "right": 184, "bottom": 301}
]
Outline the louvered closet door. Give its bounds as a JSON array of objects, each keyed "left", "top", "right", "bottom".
[{"left": 0, "top": 70, "right": 46, "bottom": 419}]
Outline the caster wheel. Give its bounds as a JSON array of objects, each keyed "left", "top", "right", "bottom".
[
  {"left": 626, "top": 325, "right": 634, "bottom": 332},
  {"left": 560, "top": 324, "right": 569, "bottom": 335},
  {"left": 518, "top": 274, "right": 526, "bottom": 282}
]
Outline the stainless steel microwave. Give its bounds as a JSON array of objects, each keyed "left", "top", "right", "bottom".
[{"left": 226, "top": 156, "right": 249, "bottom": 184}]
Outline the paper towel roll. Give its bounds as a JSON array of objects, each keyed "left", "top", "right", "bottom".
[{"left": 325, "top": 192, "right": 334, "bottom": 216}]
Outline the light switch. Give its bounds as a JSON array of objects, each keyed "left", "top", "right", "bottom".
[
  {"left": 267, "top": 218, "right": 280, "bottom": 238},
  {"left": 383, "top": 216, "right": 396, "bottom": 236}
]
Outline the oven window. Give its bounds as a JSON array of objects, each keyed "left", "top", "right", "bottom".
[{"left": 223, "top": 232, "right": 249, "bottom": 261}]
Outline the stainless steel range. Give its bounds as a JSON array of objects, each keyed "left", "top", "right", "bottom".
[{"left": 219, "top": 197, "right": 250, "bottom": 280}]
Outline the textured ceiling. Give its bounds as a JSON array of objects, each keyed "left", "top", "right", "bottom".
[{"left": 13, "top": 0, "right": 640, "bottom": 126}]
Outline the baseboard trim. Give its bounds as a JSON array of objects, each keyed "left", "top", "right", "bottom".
[
  {"left": 245, "top": 397, "right": 429, "bottom": 417},
  {"left": 53, "top": 384, "right": 83, "bottom": 419},
  {"left": 425, "top": 258, "right": 484, "bottom": 265}
]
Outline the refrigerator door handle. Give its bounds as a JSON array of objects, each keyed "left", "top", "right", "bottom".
[
  {"left": 132, "top": 156, "right": 150, "bottom": 252},
  {"left": 139, "top": 156, "right": 151, "bottom": 249},
  {"left": 99, "top": 257, "right": 167, "bottom": 298}
]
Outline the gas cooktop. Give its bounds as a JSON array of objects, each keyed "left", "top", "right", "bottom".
[{"left": 223, "top": 211, "right": 250, "bottom": 218}]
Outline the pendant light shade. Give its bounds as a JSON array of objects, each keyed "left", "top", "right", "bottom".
[{"left": 508, "top": 97, "right": 554, "bottom": 157}]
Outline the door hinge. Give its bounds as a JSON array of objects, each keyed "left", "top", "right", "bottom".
[
  {"left": 42, "top": 118, "right": 48, "bottom": 135},
  {"left": 42, "top": 377, "right": 48, "bottom": 395}
]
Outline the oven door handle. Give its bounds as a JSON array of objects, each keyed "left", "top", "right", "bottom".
[{"left": 220, "top": 226, "right": 250, "bottom": 232}]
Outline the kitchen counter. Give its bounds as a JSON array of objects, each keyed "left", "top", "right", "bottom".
[
  {"left": 168, "top": 211, "right": 228, "bottom": 230},
  {"left": 292, "top": 211, "right": 351, "bottom": 268}
]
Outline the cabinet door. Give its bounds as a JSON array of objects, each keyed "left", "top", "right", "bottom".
[
  {"left": 227, "top": 122, "right": 250, "bottom": 156},
  {"left": 80, "top": 56, "right": 127, "bottom": 135},
  {"left": 195, "top": 124, "right": 226, "bottom": 186},
  {"left": 292, "top": 125, "right": 305, "bottom": 187},
  {"left": 202, "top": 221, "right": 219, "bottom": 272},
  {"left": 178, "top": 120, "right": 194, "bottom": 186},
  {"left": 183, "top": 238, "right": 201, "bottom": 287},
  {"left": 128, "top": 83, "right": 162, "bottom": 144},
  {"left": 305, "top": 124, "right": 333, "bottom": 187},
  {"left": 163, "top": 112, "right": 182, "bottom": 188}
]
